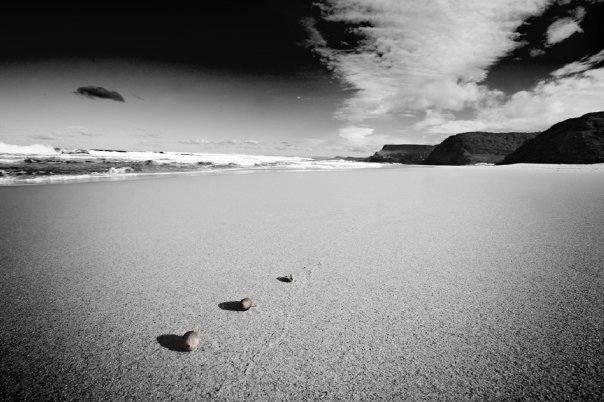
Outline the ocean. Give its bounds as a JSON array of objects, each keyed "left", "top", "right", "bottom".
[{"left": 0, "top": 144, "right": 383, "bottom": 185}]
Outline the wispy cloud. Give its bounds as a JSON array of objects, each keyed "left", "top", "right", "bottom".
[
  {"left": 478, "top": 66, "right": 604, "bottom": 131},
  {"left": 550, "top": 49, "right": 604, "bottom": 77},
  {"left": 179, "top": 139, "right": 261, "bottom": 147},
  {"left": 414, "top": 65, "right": 604, "bottom": 135},
  {"left": 304, "top": 0, "right": 604, "bottom": 148},
  {"left": 337, "top": 125, "right": 398, "bottom": 150},
  {"left": 338, "top": 126, "right": 374, "bottom": 144},
  {"left": 65, "top": 125, "right": 103, "bottom": 137},
  {"left": 30, "top": 134, "right": 61, "bottom": 141},
  {"left": 133, "top": 132, "right": 160, "bottom": 138},
  {"left": 30, "top": 131, "right": 76, "bottom": 141},
  {"left": 306, "top": 0, "right": 551, "bottom": 127},
  {"left": 179, "top": 139, "right": 210, "bottom": 145}
]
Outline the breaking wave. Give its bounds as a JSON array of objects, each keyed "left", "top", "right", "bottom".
[
  {"left": 0, "top": 143, "right": 383, "bottom": 185},
  {"left": 0, "top": 142, "right": 59, "bottom": 155}
]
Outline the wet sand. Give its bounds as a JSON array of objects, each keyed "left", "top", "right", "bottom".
[{"left": 1, "top": 165, "right": 603, "bottom": 400}]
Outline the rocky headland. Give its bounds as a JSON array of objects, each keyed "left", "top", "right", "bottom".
[
  {"left": 367, "top": 144, "right": 435, "bottom": 164},
  {"left": 422, "top": 132, "right": 539, "bottom": 165},
  {"left": 500, "top": 111, "right": 604, "bottom": 164},
  {"left": 366, "top": 111, "right": 604, "bottom": 165}
]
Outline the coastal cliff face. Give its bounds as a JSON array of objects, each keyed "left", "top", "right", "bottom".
[
  {"left": 500, "top": 111, "right": 604, "bottom": 164},
  {"left": 422, "top": 132, "right": 539, "bottom": 165},
  {"left": 368, "top": 144, "right": 435, "bottom": 164}
]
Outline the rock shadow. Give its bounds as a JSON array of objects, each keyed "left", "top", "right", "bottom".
[
  {"left": 157, "top": 334, "right": 188, "bottom": 352},
  {"left": 218, "top": 301, "right": 245, "bottom": 311},
  {"left": 277, "top": 276, "right": 294, "bottom": 283}
]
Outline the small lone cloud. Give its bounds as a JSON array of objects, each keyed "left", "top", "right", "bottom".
[
  {"left": 74, "top": 86, "right": 125, "bottom": 102},
  {"left": 179, "top": 138, "right": 261, "bottom": 147},
  {"left": 545, "top": 17, "right": 583, "bottom": 46},
  {"left": 544, "top": 6, "right": 586, "bottom": 47},
  {"left": 529, "top": 48, "right": 546, "bottom": 58}
]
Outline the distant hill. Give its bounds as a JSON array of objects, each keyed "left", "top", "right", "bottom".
[
  {"left": 368, "top": 144, "right": 435, "bottom": 164},
  {"left": 423, "top": 132, "right": 539, "bottom": 165},
  {"left": 500, "top": 111, "right": 604, "bottom": 164}
]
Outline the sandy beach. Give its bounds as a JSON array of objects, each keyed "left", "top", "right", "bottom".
[{"left": 1, "top": 165, "right": 603, "bottom": 400}]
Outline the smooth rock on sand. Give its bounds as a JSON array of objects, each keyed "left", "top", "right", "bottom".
[
  {"left": 182, "top": 331, "right": 199, "bottom": 351},
  {"left": 240, "top": 298, "right": 252, "bottom": 311}
]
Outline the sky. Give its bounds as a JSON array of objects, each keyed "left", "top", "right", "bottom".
[{"left": 1, "top": 1, "right": 603, "bottom": 157}]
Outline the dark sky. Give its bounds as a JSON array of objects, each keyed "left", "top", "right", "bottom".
[
  {"left": 0, "top": 2, "right": 321, "bottom": 73},
  {"left": 485, "top": 0, "right": 604, "bottom": 93},
  {"left": 1, "top": 1, "right": 603, "bottom": 155}
]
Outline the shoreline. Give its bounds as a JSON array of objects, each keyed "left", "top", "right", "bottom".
[{"left": 2, "top": 162, "right": 604, "bottom": 187}]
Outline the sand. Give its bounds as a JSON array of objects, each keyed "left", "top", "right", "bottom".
[{"left": 0, "top": 165, "right": 603, "bottom": 400}]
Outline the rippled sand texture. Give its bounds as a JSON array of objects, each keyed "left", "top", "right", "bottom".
[{"left": 1, "top": 165, "right": 603, "bottom": 400}]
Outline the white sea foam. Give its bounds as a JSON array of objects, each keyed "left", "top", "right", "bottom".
[
  {"left": 0, "top": 142, "right": 59, "bottom": 155},
  {"left": 0, "top": 143, "right": 385, "bottom": 185},
  {"left": 86, "top": 149, "right": 314, "bottom": 167},
  {"left": 1, "top": 145, "right": 383, "bottom": 169},
  {"left": 107, "top": 166, "right": 134, "bottom": 174}
]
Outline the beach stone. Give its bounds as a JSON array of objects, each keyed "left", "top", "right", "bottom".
[
  {"left": 240, "top": 298, "right": 252, "bottom": 311},
  {"left": 183, "top": 331, "right": 200, "bottom": 351}
]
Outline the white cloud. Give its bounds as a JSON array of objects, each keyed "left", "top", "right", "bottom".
[
  {"left": 477, "top": 67, "right": 604, "bottom": 131},
  {"left": 415, "top": 67, "right": 604, "bottom": 136},
  {"left": 337, "top": 125, "right": 402, "bottom": 151},
  {"left": 338, "top": 126, "right": 374, "bottom": 144},
  {"left": 551, "top": 49, "right": 604, "bottom": 77},
  {"left": 412, "top": 110, "right": 455, "bottom": 132},
  {"left": 306, "top": 0, "right": 604, "bottom": 149},
  {"left": 529, "top": 48, "right": 546, "bottom": 57},
  {"left": 529, "top": 6, "right": 587, "bottom": 56},
  {"left": 574, "top": 6, "right": 587, "bottom": 20},
  {"left": 545, "top": 17, "right": 583, "bottom": 45},
  {"left": 307, "top": 0, "right": 551, "bottom": 126}
]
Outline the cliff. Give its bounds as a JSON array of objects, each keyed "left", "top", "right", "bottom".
[
  {"left": 500, "top": 111, "right": 604, "bottom": 164},
  {"left": 368, "top": 144, "right": 435, "bottom": 164},
  {"left": 423, "top": 132, "right": 539, "bottom": 165}
]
